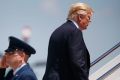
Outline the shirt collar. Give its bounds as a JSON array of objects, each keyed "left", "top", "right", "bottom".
[
  {"left": 13, "top": 63, "right": 26, "bottom": 75},
  {"left": 69, "top": 19, "right": 79, "bottom": 29}
]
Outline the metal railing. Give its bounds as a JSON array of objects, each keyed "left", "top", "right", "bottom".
[
  {"left": 90, "top": 42, "right": 120, "bottom": 67},
  {"left": 97, "top": 63, "right": 120, "bottom": 80}
]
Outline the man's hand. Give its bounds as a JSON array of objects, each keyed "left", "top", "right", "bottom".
[{"left": 0, "top": 55, "right": 9, "bottom": 68}]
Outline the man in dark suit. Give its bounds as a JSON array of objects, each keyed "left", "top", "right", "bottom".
[
  {"left": 43, "top": 2, "right": 93, "bottom": 80},
  {"left": 0, "top": 36, "right": 38, "bottom": 80}
]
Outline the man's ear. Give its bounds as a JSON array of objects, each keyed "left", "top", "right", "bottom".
[
  {"left": 19, "top": 52, "right": 26, "bottom": 58},
  {"left": 22, "top": 52, "right": 26, "bottom": 57},
  {"left": 78, "top": 14, "right": 82, "bottom": 21}
]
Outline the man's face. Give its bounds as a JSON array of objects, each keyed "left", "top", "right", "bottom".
[
  {"left": 78, "top": 13, "right": 92, "bottom": 30},
  {"left": 5, "top": 51, "right": 24, "bottom": 67}
]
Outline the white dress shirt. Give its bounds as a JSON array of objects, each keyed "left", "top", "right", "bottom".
[{"left": 69, "top": 20, "right": 79, "bottom": 29}]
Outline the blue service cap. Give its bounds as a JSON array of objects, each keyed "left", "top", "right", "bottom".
[{"left": 5, "top": 36, "right": 36, "bottom": 55}]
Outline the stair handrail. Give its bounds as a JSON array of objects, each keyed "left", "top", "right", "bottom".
[{"left": 90, "top": 42, "right": 120, "bottom": 67}]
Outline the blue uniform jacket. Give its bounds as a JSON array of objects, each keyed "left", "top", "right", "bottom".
[{"left": 12, "top": 64, "right": 38, "bottom": 80}]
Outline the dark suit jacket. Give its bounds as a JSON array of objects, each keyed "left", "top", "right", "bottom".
[
  {"left": 0, "top": 68, "right": 6, "bottom": 80},
  {"left": 0, "top": 68, "right": 13, "bottom": 80},
  {"left": 43, "top": 20, "right": 90, "bottom": 80},
  {"left": 12, "top": 64, "right": 38, "bottom": 80}
]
